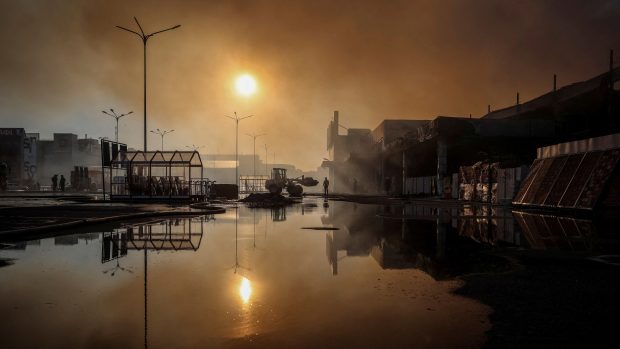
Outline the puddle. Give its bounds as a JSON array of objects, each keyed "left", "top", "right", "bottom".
[{"left": 2, "top": 199, "right": 620, "bottom": 348}]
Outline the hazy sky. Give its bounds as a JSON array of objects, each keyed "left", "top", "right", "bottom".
[{"left": 1, "top": 0, "right": 619, "bottom": 170}]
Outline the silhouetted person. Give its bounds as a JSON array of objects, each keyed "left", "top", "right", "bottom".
[
  {"left": 323, "top": 177, "right": 330, "bottom": 197},
  {"left": 59, "top": 175, "right": 66, "bottom": 192},
  {"left": 51, "top": 174, "right": 58, "bottom": 192}
]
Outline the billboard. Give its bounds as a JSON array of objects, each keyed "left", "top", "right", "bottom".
[
  {"left": 24, "top": 133, "right": 39, "bottom": 182},
  {"left": 0, "top": 128, "right": 25, "bottom": 182}
]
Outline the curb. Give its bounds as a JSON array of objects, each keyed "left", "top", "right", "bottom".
[{"left": 0, "top": 206, "right": 226, "bottom": 239}]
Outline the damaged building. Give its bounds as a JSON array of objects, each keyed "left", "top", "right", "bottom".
[
  {"left": 0, "top": 129, "right": 102, "bottom": 188},
  {"left": 324, "top": 61, "right": 620, "bottom": 204}
]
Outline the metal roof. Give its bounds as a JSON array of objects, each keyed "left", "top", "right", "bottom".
[{"left": 111, "top": 150, "right": 202, "bottom": 167}]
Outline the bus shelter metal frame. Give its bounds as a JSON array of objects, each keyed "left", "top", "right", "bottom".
[{"left": 107, "top": 150, "right": 204, "bottom": 201}]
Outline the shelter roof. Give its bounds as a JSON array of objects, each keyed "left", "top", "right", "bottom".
[{"left": 111, "top": 150, "right": 202, "bottom": 166}]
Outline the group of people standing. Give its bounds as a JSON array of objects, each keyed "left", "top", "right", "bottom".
[{"left": 51, "top": 174, "right": 66, "bottom": 192}]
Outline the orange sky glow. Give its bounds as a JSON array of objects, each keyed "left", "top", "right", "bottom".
[{"left": 1, "top": 0, "right": 619, "bottom": 170}]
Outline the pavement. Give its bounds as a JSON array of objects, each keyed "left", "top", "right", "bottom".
[
  {"left": 455, "top": 249, "right": 620, "bottom": 349},
  {"left": 0, "top": 194, "right": 225, "bottom": 239}
]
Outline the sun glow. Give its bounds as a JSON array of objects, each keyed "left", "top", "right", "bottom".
[
  {"left": 239, "top": 277, "right": 252, "bottom": 304},
  {"left": 235, "top": 74, "right": 257, "bottom": 96}
]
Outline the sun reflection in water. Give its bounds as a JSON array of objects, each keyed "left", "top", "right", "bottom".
[{"left": 239, "top": 277, "right": 252, "bottom": 304}]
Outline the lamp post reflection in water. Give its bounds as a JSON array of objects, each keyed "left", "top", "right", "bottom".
[
  {"left": 233, "top": 207, "right": 258, "bottom": 306},
  {"left": 233, "top": 207, "right": 254, "bottom": 274},
  {"left": 101, "top": 216, "right": 206, "bottom": 349}
]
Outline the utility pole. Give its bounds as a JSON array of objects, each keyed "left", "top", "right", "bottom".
[
  {"left": 116, "top": 17, "right": 180, "bottom": 151},
  {"left": 225, "top": 112, "right": 253, "bottom": 190},
  {"left": 246, "top": 133, "right": 266, "bottom": 177},
  {"left": 101, "top": 109, "right": 133, "bottom": 143}
]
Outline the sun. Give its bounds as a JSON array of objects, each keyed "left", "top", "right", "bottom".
[{"left": 235, "top": 74, "right": 257, "bottom": 96}]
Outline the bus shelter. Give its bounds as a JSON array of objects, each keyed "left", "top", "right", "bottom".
[{"left": 108, "top": 150, "right": 205, "bottom": 200}]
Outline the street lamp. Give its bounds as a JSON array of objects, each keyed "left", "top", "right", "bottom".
[
  {"left": 224, "top": 112, "right": 253, "bottom": 190},
  {"left": 246, "top": 133, "right": 266, "bottom": 177},
  {"left": 186, "top": 144, "right": 204, "bottom": 152},
  {"left": 150, "top": 128, "right": 174, "bottom": 151},
  {"left": 101, "top": 109, "right": 133, "bottom": 143},
  {"left": 116, "top": 17, "right": 181, "bottom": 151}
]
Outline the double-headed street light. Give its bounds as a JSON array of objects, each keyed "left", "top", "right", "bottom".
[
  {"left": 150, "top": 128, "right": 174, "bottom": 151},
  {"left": 186, "top": 144, "right": 204, "bottom": 152},
  {"left": 224, "top": 112, "right": 253, "bottom": 190},
  {"left": 101, "top": 109, "right": 133, "bottom": 143},
  {"left": 116, "top": 17, "right": 181, "bottom": 151},
  {"left": 246, "top": 133, "right": 266, "bottom": 177}
]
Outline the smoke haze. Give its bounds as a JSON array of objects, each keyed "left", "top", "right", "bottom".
[{"left": 1, "top": 0, "right": 619, "bottom": 170}]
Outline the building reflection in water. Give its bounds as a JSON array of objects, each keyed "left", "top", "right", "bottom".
[
  {"left": 513, "top": 211, "right": 620, "bottom": 252},
  {"left": 323, "top": 202, "right": 620, "bottom": 279},
  {"left": 457, "top": 205, "right": 520, "bottom": 246},
  {"left": 515, "top": 211, "right": 591, "bottom": 250},
  {"left": 99, "top": 215, "right": 209, "bottom": 349},
  {"left": 271, "top": 206, "right": 286, "bottom": 221}
]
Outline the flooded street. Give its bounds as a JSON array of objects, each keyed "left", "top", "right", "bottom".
[{"left": 1, "top": 199, "right": 620, "bottom": 348}]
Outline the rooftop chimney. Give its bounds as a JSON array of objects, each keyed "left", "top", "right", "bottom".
[{"left": 334, "top": 110, "right": 339, "bottom": 136}]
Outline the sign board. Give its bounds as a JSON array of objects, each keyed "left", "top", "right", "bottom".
[{"left": 24, "top": 133, "right": 39, "bottom": 182}]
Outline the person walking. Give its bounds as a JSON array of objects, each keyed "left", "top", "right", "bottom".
[
  {"left": 59, "top": 175, "right": 66, "bottom": 192},
  {"left": 323, "top": 177, "right": 330, "bottom": 197},
  {"left": 51, "top": 174, "right": 58, "bottom": 192}
]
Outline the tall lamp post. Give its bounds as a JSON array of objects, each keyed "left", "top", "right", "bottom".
[
  {"left": 116, "top": 17, "right": 180, "bottom": 151},
  {"left": 101, "top": 109, "right": 133, "bottom": 143},
  {"left": 246, "top": 133, "right": 266, "bottom": 177},
  {"left": 224, "top": 112, "right": 253, "bottom": 190},
  {"left": 150, "top": 128, "right": 174, "bottom": 151}
]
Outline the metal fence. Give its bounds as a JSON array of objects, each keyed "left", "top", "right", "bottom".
[{"left": 239, "top": 175, "right": 269, "bottom": 194}]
